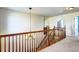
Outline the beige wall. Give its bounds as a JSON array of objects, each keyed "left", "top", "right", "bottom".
[
  {"left": 45, "top": 11, "right": 79, "bottom": 36},
  {"left": 0, "top": 8, "right": 44, "bottom": 35}
]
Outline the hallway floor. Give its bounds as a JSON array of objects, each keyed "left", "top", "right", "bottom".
[{"left": 40, "top": 36, "right": 79, "bottom": 52}]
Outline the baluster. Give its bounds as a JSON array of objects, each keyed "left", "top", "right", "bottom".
[
  {"left": 32, "top": 33, "right": 34, "bottom": 52},
  {"left": 19, "top": 35, "right": 20, "bottom": 52},
  {"left": 36, "top": 33, "right": 38, "bottom": 51},
  {"left": 25, "top": 34, "right": 26, "bottom": 52},
  {"left": 34, "top": 33, "right": 36, "bottom": 52},
  {"left": 47, "top": 30, "right": 50, "bottom": 46},
  {"left": 53, "top": 26, "right": 55, "bottom": 42},
  {"left": 4, "top": 37, "right": 6, "bottom": 52},
  {"left": 33, "top": 38, "right": 34, "bottom": 52},
  {"left": 22, "top": 35, "right": 24, "bottom": 52},
  {"left": 31, "top": 34, "right": 33, "bottom": 52},
  {"left": 8, "top": 36, "right": 10, "bottom": 52},
  {"left": 16, "top": 36, "right": 17, "bottom": 52},
  {"left": 12, "top": 36, "right": 14, "bottom": 52},
  {"left": 33, "top": 37, "right": 35, "bottom": 52},
  {"left": 27, "top": 34, "right": 28, "bottom": 52},
  {"left": 30, "top": 35, "right": 31, "bottom": 52},
  {"left": 31, "top": 34, "right": 32, "bottom": 52},
  {"left": 34, "top": 37, "right": 35, "bottom": 52},
  {"left": 32, "top": 35, "right": 33, "bottom": 52}
]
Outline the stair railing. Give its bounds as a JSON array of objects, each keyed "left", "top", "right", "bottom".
[
  {"left": 0, "top": 30, "right": 46, "bottom": 52},
  {"left": 37, "top": 26, "right": 66, "bottom": 51},
  {"left": 0, "top": 26, "right": 66, "bottom": 52}
]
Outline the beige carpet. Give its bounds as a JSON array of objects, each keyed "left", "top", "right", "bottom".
[{"left": 40, "top": 36, "right": 79, "bottom": 52}]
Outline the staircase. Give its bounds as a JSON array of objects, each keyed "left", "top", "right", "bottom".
[
  {"left": 0, "top": 26, "right": 66, "bottom": 52},
  {"left": 37, "top": 26, "right": 66, "bottom": 51}
]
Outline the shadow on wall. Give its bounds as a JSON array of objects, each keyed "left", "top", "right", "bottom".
[{"left": 0, "top": 8, "right": 9, "bottom": 35}]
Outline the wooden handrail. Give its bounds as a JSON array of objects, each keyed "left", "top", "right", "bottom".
[
  {"left": 0, "top": 28, "right": 64, "bottom": 37},
  {"left": 0, "top": 29, "right": 55, "bottom": 37},
  {"left": 0, "top": 30, "right": 44, "bottom": 37}
]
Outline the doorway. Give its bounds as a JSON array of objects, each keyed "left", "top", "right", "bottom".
[{"left": 74, "top": 16, "right": 79, "bottom": 36}]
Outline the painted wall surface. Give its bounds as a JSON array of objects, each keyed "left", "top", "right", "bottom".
[
  {"left": 0, "top": 8, "right": 45, "bottom": 52},
  {"left": 45, "top": 12, "right": 79, "bottom": 36},
  {"left": 0, "top": 8, "right": 44, "bottom": 35}
]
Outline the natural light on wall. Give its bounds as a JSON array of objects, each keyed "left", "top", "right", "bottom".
[
  {"left": 7, "top": 13, "right": 29, "bottom": 34},
  {"left": 61, "top": 20, "right": 64, "bottom": 27}
]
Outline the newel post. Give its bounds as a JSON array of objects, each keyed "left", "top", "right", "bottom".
[
  {"left": 46, "top": 26, "right": 50, "bottom": 46},
  {"left": 53, "top": 26, "right": 55, "bottom": 36},
  {"left": 64, "top": 25, "right": 66, "bottom": 38},
  {"left": 43, "top": 27, "right": 47, "bottom": 35}
]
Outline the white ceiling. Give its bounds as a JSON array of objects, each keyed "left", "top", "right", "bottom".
[{"left": 5, "top": 7, "right": 79, "bottom": 16}]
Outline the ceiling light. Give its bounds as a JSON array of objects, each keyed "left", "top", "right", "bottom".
[
  {"left": 26, "top": 7, "right": 35, "bottom": 40},
  {"left": 65, "top": 7, "right": 74, "bottom": 10}
]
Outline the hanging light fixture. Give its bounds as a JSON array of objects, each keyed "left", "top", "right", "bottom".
[{"left": 26, "top": 7, "right": 35, "bottom": 40}]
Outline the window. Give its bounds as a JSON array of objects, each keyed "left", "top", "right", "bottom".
[
  {"left": 57, "top": 20, "right": 64, "bottom": 28},
  {"left": 74, "top": 16, "right": 79, "bottom": 36}
]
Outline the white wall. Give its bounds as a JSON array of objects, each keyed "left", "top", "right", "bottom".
[
  {"left": 0, "top": 8, "right": 45, "bottom": 52},
  {"left": 0, "top": 8, "right": 44, "bottom": 35},
  {"left": 45, "top": 11, "right": 79, "bottom": 36}
]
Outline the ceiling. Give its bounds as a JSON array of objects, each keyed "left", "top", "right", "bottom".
[{"left": 5, "top": 7, "right": 79, "bottom": 16}]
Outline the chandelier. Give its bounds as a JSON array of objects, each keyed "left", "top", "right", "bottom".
[{"left": 26, "top": 7, "right": 35, "bottom": 40}]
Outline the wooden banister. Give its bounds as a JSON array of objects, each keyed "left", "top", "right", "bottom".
[
  {"left": 37, "top": 26, "right": 66, "bottom": 51},
  {"left": 37, "top": 29, "right": 54, "bottom": 51},
  {"left": 0, "top": 26, "right": 66, "bottom": 52},
  {"left": 0, "top": 30, "right": 44, "bottom": 37},
  {"left": 0, "top": 30, "right": 54, "bottom": 37}
]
